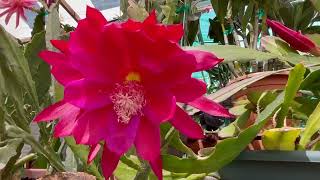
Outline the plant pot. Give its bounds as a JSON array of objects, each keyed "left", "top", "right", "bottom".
[{"left": 219, "top": 151, "right": 320, "bottom": 180}]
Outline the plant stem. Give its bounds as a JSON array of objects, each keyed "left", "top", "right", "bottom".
[
  {"left": 0, "top": 142, "right": 24, "bottom": 179},
  {"left": 134, "top": 158, "right": 150, "bottom": 180},
  {"left": 252, "top": 2, "right": 259, "bottom": 50},
  {"left": 13, "top": 153, "right": 37, "bottom": 169},
  {"left": 221, "top": 23, "right": 229, "bottom": 45}
]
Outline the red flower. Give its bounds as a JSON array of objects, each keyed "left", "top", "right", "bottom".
[
  {"left": 266, "top": 19, "right": 320, "bottom": 55},
  {"left": 0, "top": 0, "right": 37, "bottom": 27},
  {"left": 34, "top": 6, "right": 231, "bottom": 180}
]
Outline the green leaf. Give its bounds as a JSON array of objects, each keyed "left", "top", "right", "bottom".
[
  {"left": 241, "top": 0, "right": 254, "bottom": 32},
  {"left": 306, "top": 34, "right": 320, "bottom": 47},
  {"left": 186, "top": 45, "right": 280, "bottom": 63},
  {"left": 218, "top": 110, "right": 251, "bottom": 138},
  {"left": 262, "top": 128, "right": 301, "bottom": 150},
  {"left": 310, "top": 0, "right": 320, "bottom": 12},
  {"left": 46, "top": 5, "right": 61, "bottom": 51},
  {"left": 0, "top": 138, "right": 23, "bottom": 165},
  {"left": 31, "top": 10, "right": 45, "bottom": 37},
  {"left": 5, "top": 124, "right": 65, "bottom": 171},
  {"left": 127, "top": 0, "right": 148, "bottom": 22},
  {"left": 114, "top": 160, "right": 137, "bottom": 180},
  {"left": 0, "top": 26, "right": 39, "bottom": 108},
  {"left": 24, "top": 31, "right": 51, "bottom": 105},
  {"left": 276, "top": 64, "right": 306, "bottom": 127},
  {"left": 261, "top": 36, "right": 298, "bottom": 56},
  {"left": 210, "top": 0, "right": 229, "bottom": 23},
  {"left": 282, "top": 53, "right": 320, "bottom": 66},
  {"left": 162, "top": 92, "right": 284, "bottom": 174},
  {"left": 299, "top": 102, "right": 320, "bottom": 149},
  {"left": 64, "top": 137, "right": 104, "bottom": 179}
]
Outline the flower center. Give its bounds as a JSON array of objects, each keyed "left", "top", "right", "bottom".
[{"left": 110, "top": 72, "right": 145, "bottom": 124}]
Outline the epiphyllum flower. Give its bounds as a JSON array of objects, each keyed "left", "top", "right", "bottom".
[
  {"left": 34, "top": 6, "right": 231, "bottom": 180},
  {"left": 0, "top": 0, "right": 37, "bottom": 27},
  {"left": 267, "top": 19, "right": 320, "bottom": 56}
]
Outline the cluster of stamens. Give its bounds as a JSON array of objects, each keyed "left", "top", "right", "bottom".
[{"left": 110, "top": 81, "right": 146, "bottom": 124}]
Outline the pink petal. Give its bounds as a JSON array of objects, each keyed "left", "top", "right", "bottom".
[
  {"left": 170, "top": 106, "right": 204, "bottom": 139},
  {"left": 143, "top": 10, "right": 157, "bottom": 25},
  {"left": 172, "top": 78, "right": 207, "bottom": 103},
  {"left": 39, "top": 51, "right": 83, "bottom": 85},
  {"left": 86, "top": 6, "right": 107, "bottom": 27},
  {"left": 188, "top": 96, "right": 232, "bottom": 118},
  {"left": 64, "top": 79, "right": 112, "bottom": 110},
  {"left": 33, "top": 101, "right": 78, "bottom": 122},
  {"left": 50, "top": 40, "right": 69, "bottom": 53},
  {"left": 38, "top": 51, "right": 67, "bottom": 67},
  {"left": 149, "top": 156, "right": 163, "bottom": 180},
  {"left": 53, "top": 107, "right": 80, "bottom": 137},
  {"left": 138, "top": 43, "right": 197, "bottom": 90},
  {"left": 187, "top": 50, "right": 223, "bottom": 71},
  {"left": 51, "top": 66, "right": 83, "bottom": 86},
  {"left": 135, "top": 117, "right": 160, "bottom": 161},
  {"left": 4, "top": 9, "right": 14, "bottom": 25},
  {"left": 143, "top": 90, "right": 176, "bottom": 124},
  {"left": 163, "top": 24, "right": 183, "bottom": 42},
  {"left": 105, "top": 116, "right": 140, "bottom": 155},
  {"left": 88, "top": 144, "right": 101, "bottom": 164},
  {"left": 72, "top": 107, "right": 113, "bottom": 145},
  {"left": 101, "top": 144, "right": 120, "bottom": 179}
]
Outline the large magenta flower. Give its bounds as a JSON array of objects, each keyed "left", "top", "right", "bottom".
[
  {"left": 267, "top": 19, "right": 320, "bottom": 56},
  {"left": 0, "top": 0, "right": 37, "bottom": 27},
  {"left": 34, "top": 6, "right": 231, "bottom": 180}
]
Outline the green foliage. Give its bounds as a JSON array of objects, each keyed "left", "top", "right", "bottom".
[
  {"left": 276, "top": 64, "right": 306, "bottom": 127},
  {"left": 64, "top": 137, "right": 104, "bottom": 179},
  {"left": 0, "top": 138, "right": 23, "bottom": 165},
  {"left": 162, "top": 92, "right": 284, "bottom": 174},
  {"left": 299, "top": 102, "right": 320, "bottom": 149},
  {"left": 24, "top": 31, "right": 51, "bottom": 106},
  {"left": 262, "top": 128, "right": 301, "bottom": 150},
  {"left": 187, "top": 45, "right": 280, "bottom": 63},
  {"left": 31, "top": 9, "right": 46, "bottom": 37}
]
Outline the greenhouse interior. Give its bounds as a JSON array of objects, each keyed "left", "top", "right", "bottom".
[{"left": 1, "top": 0, "right": 320, "bottom": 179}]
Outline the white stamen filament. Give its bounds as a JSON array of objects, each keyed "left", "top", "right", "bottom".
[{"left": 110, "top": 81, "right": 146, "bottom": 124}]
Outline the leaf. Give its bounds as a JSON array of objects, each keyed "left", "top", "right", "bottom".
[
  {"left": 306, "top": 34, "right": 320, "bottom": 46},
  {"left": 31, "top": 10, "right": 45, "bottom": 37},
  {"left": 210, "top": 0, "right": 229, "bottom": 23},
  {"left": 276, "top": 64, "right": 306, "bottom": 127},
  {"left": 24, "top": 31, "right": 51, "bottom": 105},
  {"left": 114, "top": 159, "right": 137, "bottom": 180},
  {"left": 5, "top": 124, "right": 65, "bottom": 171},
  {"left": 261, "top": 36, "right": 298, "bottom": 56},
  {"left": 127, "top": 0, "right": 148, "bottom": 22},
  {"left": 218, "top": 110, "right": 251, "bottom": 138},
  {"left": 299, "top": 102, "right": 320, "bottom": 149},
  {"left": 0, "top": 138, "right": 23, "bottom": 165},
  {"left": 299, "top": 69, "right": 320, "bottom": 97},
  {"left": 241, "top": 0, "right": 254, "bottom": 32},
  {"left": 310, "top": 0, "right": 320, "bottom": 12},
  {"left": 0, "top": 26, "right": 39, "bottom": 107},
  {"left": 186, "top": 45, "right": 280, "bottom": 63},
  {"left": 64, "top": 137, "right": 104, "bottom": 179},
  {"left": 262, "top": 127, "right": 301, "bottom": 150},
  {"left": 282, "top": 53, "right": 320, "bottom": 66},
  {"left": 46, "top": 5, "right": 61, "bottom": 51},
  {"left": 162, "top": 92, "right": 284, "bottom": 174}
]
